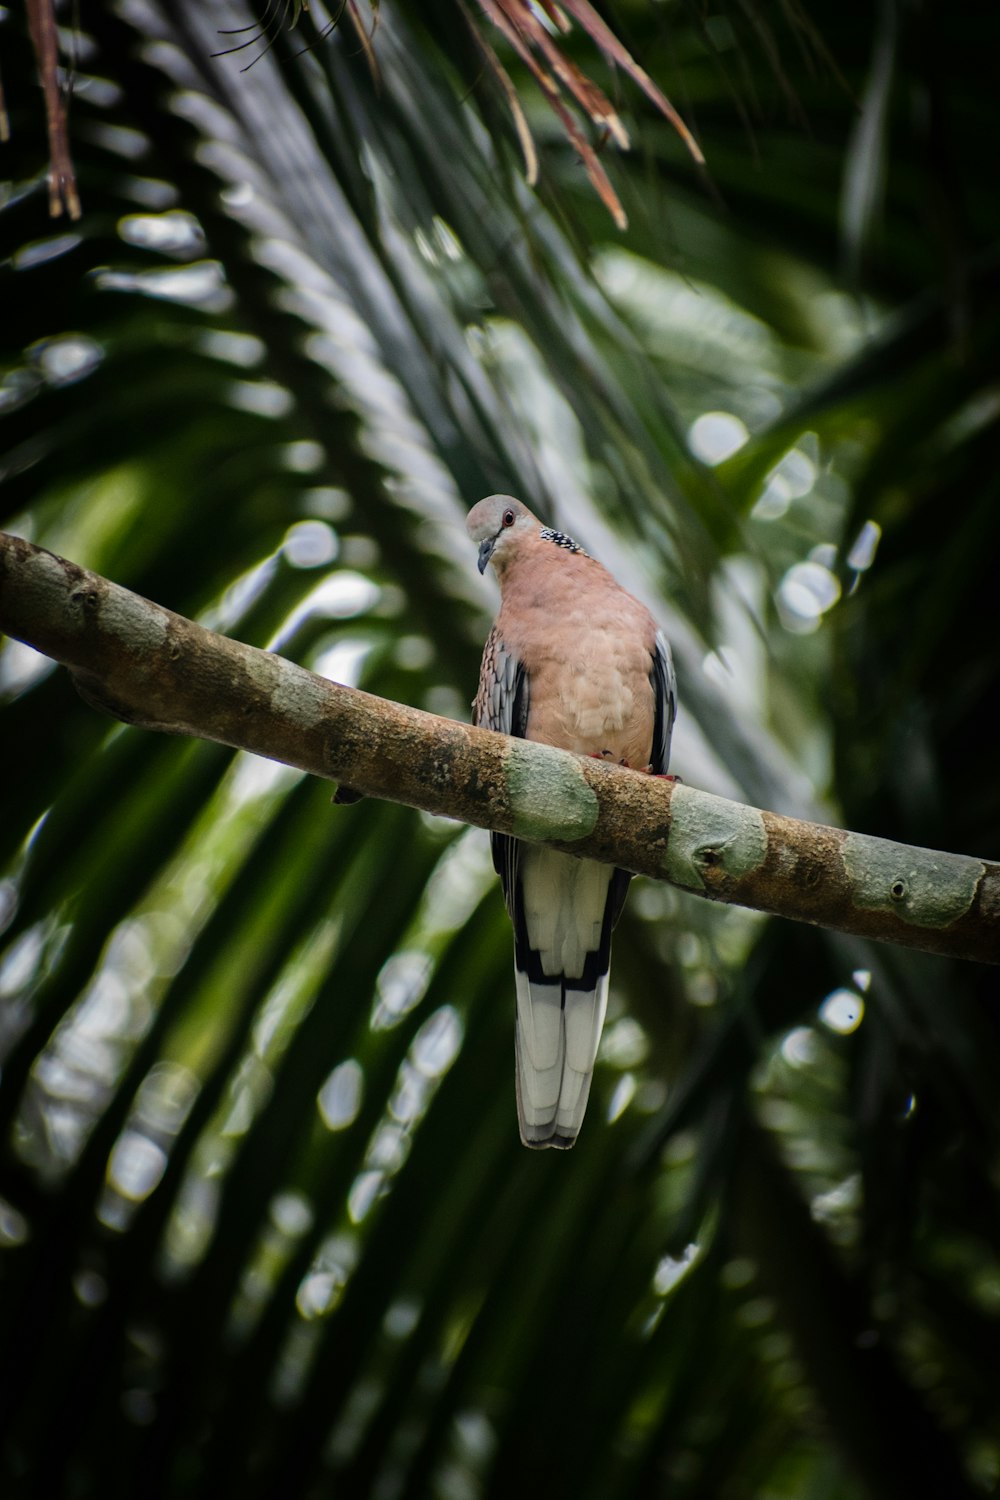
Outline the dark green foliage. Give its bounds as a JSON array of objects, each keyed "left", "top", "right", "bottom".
[{"left": 2, "top": 2, "right": 998, "bottom": 1497}]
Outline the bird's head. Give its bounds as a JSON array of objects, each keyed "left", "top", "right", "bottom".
[{"left": 466, "top": 495, "right": 538, "bottom": 576}]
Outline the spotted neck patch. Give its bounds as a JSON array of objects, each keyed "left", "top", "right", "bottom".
[{"left": 539, "top": 526, "right": 586, "bottom": 556}]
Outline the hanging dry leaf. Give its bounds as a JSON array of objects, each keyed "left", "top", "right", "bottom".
[
  {"left": 466, "top": 0, "right": 704, "bottom": 228},
  {"left": 26, "top": 0, "right": 81, "bottom": 219}
]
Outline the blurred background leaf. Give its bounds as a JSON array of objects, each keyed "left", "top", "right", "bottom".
[{"left": 1, "top": 2, "right": 998, "bottom": 1497}]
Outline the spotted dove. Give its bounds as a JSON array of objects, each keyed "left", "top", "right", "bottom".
[{"left": 467, "top": 495, "right": 677, "bottom": 1149}]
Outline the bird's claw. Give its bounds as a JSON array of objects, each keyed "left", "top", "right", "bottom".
[{"left": 589, "top": 749, "right": 633, "bottom": 767}]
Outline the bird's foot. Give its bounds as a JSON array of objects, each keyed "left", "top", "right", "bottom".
[{"left": 590, "top": 749, "right": 633, "bottom": 767}]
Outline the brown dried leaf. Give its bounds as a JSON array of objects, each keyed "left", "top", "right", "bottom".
[
  {"left": 26, "top": 0, "right": 81, "bottom": 219},
  {"left": 556, "top": 0, "right": 705, "bottom": 163},
  {"left": 460, "top": 0, "right": 540, "bottom": 185},
  {"left": 472, "top": 0, "right": 703, "bottom": 227},
  {"left": 345, "top": 0, "right": 382, "bottom": 88},
  {"left": 524, "top": 9, "right": 630, "bottom": 148},
  {"left": 545, "top": 87, "right": 628, "bottom": 230}
]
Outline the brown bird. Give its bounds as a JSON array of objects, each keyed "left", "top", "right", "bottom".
[{"left": 467, "top": 495, "right": 677, "bottom": 1148}]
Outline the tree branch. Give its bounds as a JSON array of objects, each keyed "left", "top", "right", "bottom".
[{"left": 2, "top": 530, "right": 997, "bottom": 965}]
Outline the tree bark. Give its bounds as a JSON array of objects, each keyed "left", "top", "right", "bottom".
[{"left": 2, "top": 530, "right": 998, "bottom": 964}]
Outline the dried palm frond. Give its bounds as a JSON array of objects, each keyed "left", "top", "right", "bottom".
[
  {"left": 466, "top": 0, "right": 704, "bottom": 228},
  {"left": 25, "top": 0, "right": 81, "bottom": 217}
]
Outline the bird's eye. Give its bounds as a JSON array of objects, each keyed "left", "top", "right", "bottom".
[{"left": 502, "top": 509, "right": 515, "bottom": 528}]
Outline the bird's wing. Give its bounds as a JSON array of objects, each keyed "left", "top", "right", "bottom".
[
  {"left": 472, "top": 623, "right": 530, "bottom": 741},
  {"left": 595, "top": 629, "right": 675, "bottom": 935},
  {"left": 649, "top": 628, "right": 678, "bottom": 776},
  {"left": 472, "top": 624, "right": 529, "bottom": 914}
]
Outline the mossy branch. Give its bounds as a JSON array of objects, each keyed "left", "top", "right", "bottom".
[{"left": 2, "top": 530, "right": 997, "bottom": 965}]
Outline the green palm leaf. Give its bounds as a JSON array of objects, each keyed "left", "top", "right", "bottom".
[{"left": 2, "top": 2, "right": 998, "bottom": 1497}]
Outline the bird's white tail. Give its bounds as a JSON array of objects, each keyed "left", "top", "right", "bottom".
[{"left": 513, "top": 970, "right": 610, "bottom": 1149}]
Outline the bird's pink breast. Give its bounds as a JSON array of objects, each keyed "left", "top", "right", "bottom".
[{"left": 500, "top": 548, "right": 657, "bottom": 770}]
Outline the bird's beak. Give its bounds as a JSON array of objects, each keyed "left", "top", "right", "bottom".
[{"left": 477, "top": 536, "right": 496, "bottom": 575}]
